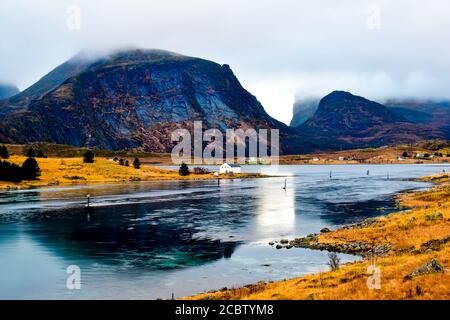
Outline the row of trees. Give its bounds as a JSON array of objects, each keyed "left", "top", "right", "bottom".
[
  {"left": 0, "top": 158, "right": 41, "bottom": 182},
  {"left": 178, "top": 163, "right": 211, "bottom": 176},
  {"left": 1, "top": 145, "right": 48, "bottom": 160},
  {"left": 112, "top": 157, "right": 141, "bottom": 169}
]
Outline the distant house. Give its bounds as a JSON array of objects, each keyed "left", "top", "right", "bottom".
[{"left": 219, "top": 163, "right": 241, "bottom": 174}]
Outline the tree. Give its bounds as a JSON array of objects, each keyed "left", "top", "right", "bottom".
[
  {"left": 125, "top": 160, "right": 130, "bottom": 167},
  {"left": 83, "top": 150, "right": 95, "bottom": 163},
  {"left": 402, "top": 151, "right": 409, "bottom": 158},
  {"left": 119, "top": 158, "right": 125, "bottom": 166},
  {"left": 0, "top": 160, "right": 22, "bottom": 182},
  {"left": 25, "top": 148, "right": 36, "bottom": 158},
  {"left": 21, "top": 157, "right": 41, "bottom": 180},
  {"left": 179, "top": 162, "right": 190, "bottom": 176},
  {"left": 327, "top": 252, "right": 340, "bottom": 271},
  {"left": 133, "top": 158, "right": 141, "bottom": 169},
  {"left": 36, "top": 150, "right": 45, "bottom": 158},
  {"left": 0, "top": 145, "right": 9, "bottom": 159}
]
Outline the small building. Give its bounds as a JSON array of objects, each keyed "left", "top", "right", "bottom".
[
  {"left": 219, "top": 163, "right": 241, "bottom": 174},
  {"left": 338, "top": 156, "right": 345, "bottom": 161}
]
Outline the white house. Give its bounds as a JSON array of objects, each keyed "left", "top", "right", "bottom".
[{"left": 219, "top": 163, "right": 241, "bottom": 174}]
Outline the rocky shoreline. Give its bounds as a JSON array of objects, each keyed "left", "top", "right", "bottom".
[{"left": 269, "top": 217, "right": 392, "bottom": 257}]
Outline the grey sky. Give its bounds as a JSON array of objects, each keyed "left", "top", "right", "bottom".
[{"left": 1, "top": 0, "right": 449, "bottom": 124}]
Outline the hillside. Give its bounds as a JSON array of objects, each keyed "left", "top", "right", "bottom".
[{"left": 0, "top": 49, "right": 292, "bottom": 152}]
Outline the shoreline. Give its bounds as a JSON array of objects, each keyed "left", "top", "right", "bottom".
[
  {"left": 0, "top": 156, "right": 266, "bottom": 191},
  {"left": 187, "top": 172, "right": 450, "bottom": 300}
]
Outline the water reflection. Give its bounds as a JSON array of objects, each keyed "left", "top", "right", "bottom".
[
  {"left": 0, "top": 164, "right": 448, "bottom": 299},
  {"left": 254, "top": 177, "right": 295, "bottom": 238},
  {"left": 22, "top": 199, "right": 240, "bottom": 271}
]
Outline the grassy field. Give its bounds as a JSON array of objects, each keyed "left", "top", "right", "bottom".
[
  {"left": 188, "top": 174, "right": 450, "bottom": 300},
  {"left": 0, "top": 156, "right": 262, "bottom": 190}
]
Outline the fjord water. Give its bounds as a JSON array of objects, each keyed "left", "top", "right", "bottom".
[{"left": 0, "top": 164, "right": 448, "bottom": 299}]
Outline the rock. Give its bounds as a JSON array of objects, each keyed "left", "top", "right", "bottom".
[
  {"left": 280, "top": 239, "right": 289, "bottom": 244},
  {"left": 286, "top": 245, "right": 293, "bottom": 249},
  {"left": 268, "top": 242, "right": 275, "bottom": 246},
  {"left": 404, "top": 259, "right": 444, "bottom": 281},
  {"left": 425, "top": 212, "right": 444, "bottom": 221},
  {"left": 320, "top": 228, "right": 331, "bottom": 233},
  {"left": 275, "top": 244, "right": 283, "bottom": 250}
]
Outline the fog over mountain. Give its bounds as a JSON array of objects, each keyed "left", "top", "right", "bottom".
[{"left": 1, "top": 0, "right": 450, "bottom": 124}]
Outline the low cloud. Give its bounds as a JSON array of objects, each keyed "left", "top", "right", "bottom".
[{"left": 1, "top": 0, "right": 449, "bottom": 124}]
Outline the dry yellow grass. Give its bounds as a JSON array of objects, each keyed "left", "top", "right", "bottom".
[
  {"left": 0, "top": 156, "right": 262, "bottom": 189},
  {"left": 187, "top": 175, "right": 450, "bottom": 300}
]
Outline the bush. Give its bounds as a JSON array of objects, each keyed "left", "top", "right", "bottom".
[
  {"left": 0, "top": 160, "right": 22, "bottom": 182},
  {"left": 119, "top": 158, "right": 124, "bottom": 166},
  {"left": 125, "top": 160, "right": 130, "bottom": 167},
  {"left": 36, "top": 150, "right": 46, "bottom": 158},
  {"left": 193, "top": 167, "right": 209, "bottom": 174},
  {"left": 133, "top": 158, "right": 141, "bottom": 169},
  {"left": 0, "top": 145, "right": 9, "bottom": 159},
  {"left": 83, "top": 150, "right": 95, "bottom": 163},
  {"left": 327, "top": 252, "right": 340, "bottom": 271},
  {"left": 25, "top": 148, "right": 36, "bottom": 158},
  {"left": 179, "top": 163, "right": 190, "bottom": 176},
  {"left": 402, "top": 151, "right": 409, "bottom": 158},
  {"left": 21, "top": 157, "right": 41, "bottom": 180}
]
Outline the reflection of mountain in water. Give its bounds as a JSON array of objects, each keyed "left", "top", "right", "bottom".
[{"left": 20, "top": 200, "right": 240, "bottom": 271}]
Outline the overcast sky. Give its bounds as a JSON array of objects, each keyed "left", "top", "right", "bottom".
[{"left": 1, "top": 0, "right": 450, "bottom": 124}]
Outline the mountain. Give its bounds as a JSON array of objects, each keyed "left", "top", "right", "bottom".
[
  {"left": 384, "top": 99, "right": 450, "bottom": 134},
  {"left": 0, "top": 49, "right": 292, "bottom": 153},
  {"left": 0, "top": 83, "right": 19, "bottom": 100},
  {"left": 298, "top": 91, "right": 443, "bottom": 149},
  {"left": 290, "top": 98, "right": 319, "bottom": 127}
]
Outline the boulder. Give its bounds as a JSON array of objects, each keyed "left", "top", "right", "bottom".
[{"left": 404, "top": 259, "right": 444, "bottom": 280}]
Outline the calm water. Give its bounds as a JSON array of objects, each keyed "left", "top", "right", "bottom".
[{"left": 0, "top": 164, "right": 448, "bottom": 299}]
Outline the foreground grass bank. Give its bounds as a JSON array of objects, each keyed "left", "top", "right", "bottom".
[
  {"left": 188, "top": 174, "right": 450, "bottom": 300},
  {"left": 0, "top": 156, "right": 262, "bottom": 190}
]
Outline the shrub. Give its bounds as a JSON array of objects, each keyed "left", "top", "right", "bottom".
[
  {"left": 402, "top": 151, "right": 409, "bottom": 158},
  {"left": 125, "top": 160, "right": 130, "bottom": 167},
  {"left": 25, "top": 148, "right": 36, "bottom": 158},
  {"left": 83, "top": 150, "right": 95, "bottom": 163},
  {"left": 36, "top": 150, "right": 46, "bottom": 158},
  {"left": 193, "top": 167, "right": 210, "bottom": 174},
  {"left": 119, "top": 158, "right": 125, "bottom": 166},
  {"left": 21, "top": 157, "right": 41, "bottom": 180},
  {"left": 179, "top": 163, "right": 190, "bottom": 176},
  {"left": 133, "top": 158, "right": 141, "bottom": 169},
  {"left": 0, "top": 145, "right": 9, "bottom": 159}
]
